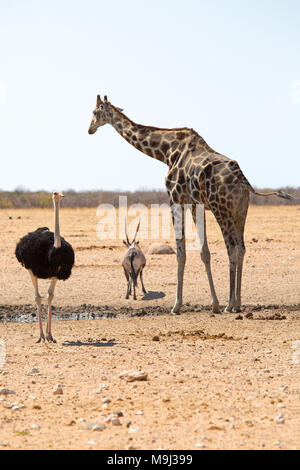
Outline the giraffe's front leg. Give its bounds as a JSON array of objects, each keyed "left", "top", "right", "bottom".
[
  {"left": 171, "top": 236, "right": 186, "bottom": 314},
  {"left": 171, "top": 204, "right": 186, "bottom": 314}
]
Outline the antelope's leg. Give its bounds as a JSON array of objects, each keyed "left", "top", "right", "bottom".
[
  {"left": 140, "top": 270, "right": 147, "bottom": 294},
  {"left": 124, "top": 268, "right": 130, "bottom": 299}
]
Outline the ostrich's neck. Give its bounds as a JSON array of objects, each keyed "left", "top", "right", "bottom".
[
  {"left": 107, "top": 106, "right": 191, "bottom": 167},
  {"left": 54, "top": 201, "right": 61, "bottom": 248}
]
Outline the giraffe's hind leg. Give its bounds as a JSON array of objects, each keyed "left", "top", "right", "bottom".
[
  {"left": 234, "top": 249, "right": 245, "bottom": 312},
  {"left": 220, "top": 199, "right": 248, "bottom": 313},
  {"left": 224, "top": 254, "right": 237, "bottom": 313},
  {"left": 192, "top": 204, "right": 220, "bottom": 313}
]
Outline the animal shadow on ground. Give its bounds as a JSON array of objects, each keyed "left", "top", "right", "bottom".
[
  {"left": 62, "top": 340, "right": 116, "bottom": 347},
  {"left": 141, "top": 291, "right": 166, "bottom": 300}
]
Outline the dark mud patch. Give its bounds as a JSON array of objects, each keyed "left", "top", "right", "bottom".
[
  {"left": 163, "top": 329, "right": 239, "bottom": 341},
  {"left": 0, "top": 303, "right": 299, "bottom": 323}
]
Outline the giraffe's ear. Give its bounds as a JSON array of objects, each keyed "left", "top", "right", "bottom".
[{"left": 116, "top": 107, "right": 124, "bottom": 112}]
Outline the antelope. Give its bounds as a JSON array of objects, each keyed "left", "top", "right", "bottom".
[{"left": 122, "top": 219, "right": 147, "bottom": 300}]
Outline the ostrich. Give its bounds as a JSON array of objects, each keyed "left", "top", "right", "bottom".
[
  {"left": 122, "top": 219, "right": 147, "bottom": 300},
  {"left": 15, "top": 191, "right": 74, "bottom": 343}
]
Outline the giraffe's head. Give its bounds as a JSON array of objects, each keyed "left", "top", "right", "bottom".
[{"left": 88, "top": 94, "right": 123, "bottom": 134}]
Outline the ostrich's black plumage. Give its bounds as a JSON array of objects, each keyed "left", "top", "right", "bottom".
[{"left": 15, "top": 227, "right": 74, "bottom": 280}]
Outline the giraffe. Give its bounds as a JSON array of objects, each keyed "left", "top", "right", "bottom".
[{"left": 88, "top": 94, "right": 292, "bottom": 314}]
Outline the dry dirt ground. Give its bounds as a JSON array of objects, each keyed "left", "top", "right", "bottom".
[{"left": 0, "top": 205, "right": 299, "bottom": 450}]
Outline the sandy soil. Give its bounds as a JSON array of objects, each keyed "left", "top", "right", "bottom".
[{"left": 0, "top": 205, "right": 299, "bottom": 449}]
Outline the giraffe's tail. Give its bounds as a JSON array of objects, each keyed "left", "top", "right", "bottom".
[{"left": 250, "top": 188, "right": 294, "bottom": 200}]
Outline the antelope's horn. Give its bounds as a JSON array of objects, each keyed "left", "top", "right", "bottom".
[
  {"left": 124, "top": 217, "right": 130, "bottom": 245},
  {"left": 132, "top": 218, "right": 141, "bottom": 243}
]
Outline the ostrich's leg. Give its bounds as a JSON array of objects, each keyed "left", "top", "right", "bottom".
[
  {"left": 46, "top": 278, "right": 57, "bottom": 343},
  {"left": 29, "top": 270, "right": 44, "bottom": 343}
]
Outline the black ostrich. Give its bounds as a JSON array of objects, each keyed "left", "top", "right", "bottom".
[{"left": 15, "top": 191, "right": 74, "bottom": 343}]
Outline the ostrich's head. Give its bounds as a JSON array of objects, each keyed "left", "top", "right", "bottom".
[
  {"left": 88, "top": 94, "right": 123, "bottom": 135},
  {"left": 52, "top": 191, "right": 64, "bottom": 203}
]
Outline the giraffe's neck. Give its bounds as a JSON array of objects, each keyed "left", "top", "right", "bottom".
[{"left": 106, "top": 105, "right": 192, "bottom": 167}]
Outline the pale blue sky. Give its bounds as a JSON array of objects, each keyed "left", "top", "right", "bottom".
[{"left": 1, "top": 0, "right": 299, "bottom": 191}]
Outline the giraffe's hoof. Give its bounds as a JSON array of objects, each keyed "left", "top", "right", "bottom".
[
  {"left": 212, "top": 305, "right": 221, "bottom": 314},
  {"left": 36, "top": 335, "right": 45, "bottom": 343},
  {"left": 233, "top": 307, "right": 242, "bottom": 313},
  {"left": 224, "top": 306, "right": 233, "bottom": 314},
  {"left": 171, "top": 304, "right": 182, "bottom": 315}
]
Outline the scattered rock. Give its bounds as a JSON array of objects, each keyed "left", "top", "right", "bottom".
[
  {"left": 235, "top": 315, "right": 243, "bottom": 320},
  {"left": 53, "top": 384, "right": 63, "bottom": 395},
  {"left": 244, "top": 312, "right": 253, "bottom": 319},
  {"left": 129, "top": 425, "right": 140, "bottom": 434},
  {"left": 12, "top": 403, "right": 25, "bottom": 411},
  {"left": 0, "top": 388, "right": 15, "bottom": 396},
  {"left": 29, "top": 368, "right": 40, "bottom": 375},
  {"left": 111, "top": 418, "right": 121, "bottom": 426},
  {"left": 85, "top": 422, "right": 105, "bottom": 431},
  {"left": 30, "top": 424, "right": 41, "bottom": 430},
  {"left": 148, "top": 243, "right": 175, "bottom": 255},
  {"left": 152, "top": 336, "right": 160, "bottom": 342},
  {"left": 275, "top": 413, "right": 285, "bottom": 424},
  {"left": 102, "top": 397, "right": 111, "bottom": 404},
  {"left": 119, "top": 370, "right": 148, "bottom": 382},
  {"left": 92, "top": 384, "right": 108, "bottom": 394}
]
